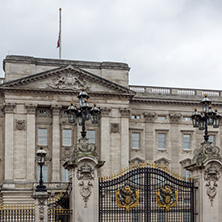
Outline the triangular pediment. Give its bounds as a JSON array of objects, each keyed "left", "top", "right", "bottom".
[{"left": 1, "top": 65, "right": 135, "bottom": 96}]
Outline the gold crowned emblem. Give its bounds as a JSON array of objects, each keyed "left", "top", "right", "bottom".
[
  {"left": 116, "top": 185, "right": 139, "bottom": 211},
  {"left": 157, "top": 184, "right": 178, "bottom": 211}
]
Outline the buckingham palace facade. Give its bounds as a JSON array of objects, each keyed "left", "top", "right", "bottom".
[{"left": 0, "top": 55, "right": 221, "bottom": 204}]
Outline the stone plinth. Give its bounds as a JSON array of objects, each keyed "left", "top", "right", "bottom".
[
  {"left": 64, "top": 138, "right": 104, "bottom": 222},
  {"left": 186, "top": 141, "right": 222, "bottom": 222},
  {"left": 32, "top": 192, "right": 49, "bottom": 222}
]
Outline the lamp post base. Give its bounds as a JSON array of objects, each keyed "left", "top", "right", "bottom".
[{"left": 36, "top": 185, "right": 47, "bottom": 192}]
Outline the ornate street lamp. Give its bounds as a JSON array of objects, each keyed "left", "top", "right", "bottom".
[
  {"left": 65, "top": 89, "right": 101, "bottom": 138},
  {"left": 191, "top": 94, "right": 221, "bottom": 142},
  {"left": 36, "top": 145, "right": 47, "bottom": 192}
]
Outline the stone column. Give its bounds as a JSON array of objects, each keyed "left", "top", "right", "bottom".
[
  {"left": 51, "top": 105, "right": 61, "bottom": 182},
  {"left": 64, "top": 138, "right": 104, "bottom": 222},
  {"left": 100, "top": 107, "right": 111, "bottom": 175},
  {"left": 186, "top": 141, "right": 222, "bottom": 222},
  {"left": 32, "top": 192, "right": 49, "bottom": 222},
  {"left": 143, "top": 112, "right": 156, "bottom": 161},
  {"left": 4, "top": 103, "right": 15, "bottom": 181},
  {"left": 119, "top": 108, "right": 130, "bottom": 169},
  {"left": 26, "top": 104, "right": 37, "bottom": 182},
  {"left": 169, "top": 113, "right": 181, "bottom": 172}
]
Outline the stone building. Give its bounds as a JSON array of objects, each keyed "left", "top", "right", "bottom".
[{"left": 0, "top": 55, "right": 221, "bottom": 204}]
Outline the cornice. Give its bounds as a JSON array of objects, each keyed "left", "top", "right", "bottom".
[
  {"left": 130, "top": 98, "right": 222, "bottom": 107},
  {"left": 0, "top": 87, "right": 134, "bottom": 98}
]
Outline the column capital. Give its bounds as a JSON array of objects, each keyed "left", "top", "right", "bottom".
[
  {"left": 51, "top": 105, "right": 62, "bottom": 116},
  {"left": 4, "top": 103, "right": 15, "bottom": 114},
  {"left": 25, "top": 104, "right": 37, "bottom": 114},
  {"left": 119, "top": 108, "right": 130, "bottom": 118},
  {"left": 101, "top": 107, "right": 111, "bottom": 117}
]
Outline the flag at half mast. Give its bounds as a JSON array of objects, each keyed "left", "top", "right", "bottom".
[{"left": 57, "top": 8, "right": 62, "bottom": 59}]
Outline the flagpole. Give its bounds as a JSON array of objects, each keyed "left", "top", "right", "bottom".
[{"left": 59, "top": 8, "right": 62, "bottom": 59}]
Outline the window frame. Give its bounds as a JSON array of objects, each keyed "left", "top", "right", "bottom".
[
  {"left": 157, "top": 133, "right": 166, "bottom": 150},
  {"left": 131, "top": 132, "right": 140, "bottom": 149},
  {"left": 183, "top": 134, "right": 191, "bottom": 150},
  {"left": 38, "top": 128, "right": 48, "bottom": 146},
  {"left": 62, "top": 129, "right": 72, "bottom": 147}
]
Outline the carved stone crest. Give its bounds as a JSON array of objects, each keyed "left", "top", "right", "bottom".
[
  {"left": 204, "top": 164, "right": 221, "bottom": 206},
  {"left": 16, "top": 120, "right": 26, "bottom": 130},
  {"left": 116, "top": 185, "right": 139, "bottom": 211},
  {"left": 157, "top": 184, "right": 178, "bottom": 211},
  {"left": 111, "top": 123, "right": 120, "bottom": 133},
  {"left": 77, "top": 163, "right": 95, "bottom": 180},
  {"left": 143, "top": 112, "right": 156, "bottom": 122},
  {"left": 79, "top": 180, "right": 93, "bottom": 208},
  {"left": 77, "top": 163, "right": 95, "bottom": 208},
  {"left": 169, "top": 113, "right": 181, "bottom": 123},
  {"left": 47, "top": 73, "right": 90, "bottom": 90}
]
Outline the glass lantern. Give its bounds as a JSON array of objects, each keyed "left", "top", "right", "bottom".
[
  {"left": 191, "top": 108, "right": 200, "bottom": 128},
  {"left": 201, "top": 94, "right": 211, "bottom": 113},
  {"left": 90, "top": 104, "right": 101, "bottom": 124}
]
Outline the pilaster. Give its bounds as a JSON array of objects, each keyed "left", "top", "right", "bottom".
[
  {"left": 119, "top": 108, "right": 130, "bottom": 169},
  {"left": 100, "top": 107, "right": 111, "bottom": 175},
  {"left": 51, "top": 105, "right": 61, "bottom": 182},
  {"left": 26, "top": 104, "right": 37, "bottom": 182},
  {"left": 4, "top": 103, "right": 15, "bottom": 181}
]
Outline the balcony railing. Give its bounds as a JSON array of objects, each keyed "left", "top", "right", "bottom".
[{"left": 129, "top": 85, "right": 222, "bottom": 97}]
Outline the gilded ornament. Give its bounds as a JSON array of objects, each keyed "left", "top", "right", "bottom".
[
  {"left": 157, "top": 184, "right": 178, "bottom": 211},
  {"left": 116, "top": 185, "right": 139, "bottom": 211}
]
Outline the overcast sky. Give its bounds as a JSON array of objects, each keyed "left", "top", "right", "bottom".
[{"left": 1, "top": 0, "right": 222, "bottom": 90}]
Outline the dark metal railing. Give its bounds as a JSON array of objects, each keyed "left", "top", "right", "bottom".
[{"left": 0, "top": 204, "right": 35, "bottom": 221}]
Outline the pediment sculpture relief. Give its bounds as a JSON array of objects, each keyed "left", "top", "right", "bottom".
[{"left": 47, "top": 73, "right": 90, "bottom": 90}]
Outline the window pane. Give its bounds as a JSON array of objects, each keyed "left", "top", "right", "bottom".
[
  {"left": 62, "top": 167, "right": 69, "bottom": 182},
  {"left": 132, "top": 132, "right": 140, "bottom": 149},
  {"left": 38, "top": 129, "right": 47, "bottom": 146},
  {"left": 38, "top": 165, "right": 48, "bottom": 182},
  {"left": 209, "top": 135, "right": 215, "bottom": 146},
  {"left": 158, "top": 116, "right": 166, "bottom": 120},
  {"left": 183, "top": 134, "right": 191, "bottom": 150},
  {"left": 183, "top": 168, "right": 191, "bottom": 179},
  {"left": 87, "top": 130, "right": 95, "bottom": 144},
  {"left": 63, "top": 129, "right": 72, "bottom": 146},
  {"left": 158, "top": 134, "right": 165, "bottom": 149}
]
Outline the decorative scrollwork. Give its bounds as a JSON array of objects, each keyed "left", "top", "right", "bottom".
[
  {"left": 157, "top": 184, "right": 178, "bottom": 211},
  {"left": 116, "top": 185, "right": 139, "bottom": 211},
  {"left": 204, "top": 164, "right": 221, "bottom": 206}
]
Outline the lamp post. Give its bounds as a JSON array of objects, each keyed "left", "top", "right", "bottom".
[
  {"left": 36, "top": 145, "right": 47, "bottom": 192},
  {"left": 191, "top": 94, "right": 221, "bottom": 142},
  {"left": 65, "top": 89, "right": 101, "bottom": 138}
]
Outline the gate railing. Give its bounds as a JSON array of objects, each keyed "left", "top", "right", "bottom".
[
  {"left": 99, "top": 161, "right": 195, "bottom": 222},
  {"left": 0, "top": 204, "right": 35, "bottom": 221},
  {"left": 48, "top": 207, "right": 72, "bottom": 222}
]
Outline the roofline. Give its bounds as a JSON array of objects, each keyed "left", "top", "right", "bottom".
[{"left": 3, "top": 55, "right": 130, "bottom": 71}]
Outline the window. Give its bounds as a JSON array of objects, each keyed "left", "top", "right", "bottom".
[
  {"left": 39, "top": 109, "right": 47, "bottom": 114},
  {"left": 158, "top": 133, "right": 166, "bottom": 150},
  {"left": 87, "top": 130, "right": 95, "bottom": 144},
  {"left": 38, "top": 129, "right": 47, "bottom": 146},
  {"left": 183, "top": 168, "right": 191, "bottom": 179},
  {"left": 132, "top": 115, "right": 140, "bottom": 119},
  {"left": 209, "top": 135, "right": 215, "bottom": 146},
  {"left": 62, "top": 167, "right": 69, "bottom": 182},
  {"left": 183, "top": 117, "right": 191, "bottom": 121},
  {"left": 62, "top": 129, "right": 72, "bottom": 146},
  {"left": 38, "top": 165, "right": 48, "bottom": 182},
  {"left": 132, "top": 132, "right": 140, "bottom": 149},
  {"left": 183, "top": 134, "right": 191, "bottom": 150},
  {"left": 157, "top": 116, "right": 166, "bottom": 120}
]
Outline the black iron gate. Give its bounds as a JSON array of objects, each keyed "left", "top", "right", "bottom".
[{"left": 99, "top": 163, "right": 195, "bottom": 221}]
